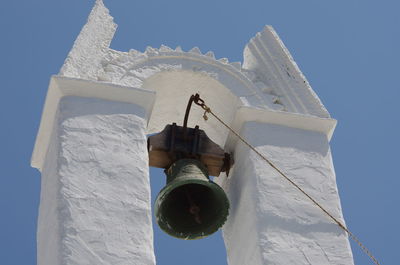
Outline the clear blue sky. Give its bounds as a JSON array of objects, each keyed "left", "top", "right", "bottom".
[{"left": 0, "top": 0, "right": 398, "bottom": 264}]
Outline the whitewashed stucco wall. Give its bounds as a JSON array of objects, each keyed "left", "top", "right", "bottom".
[
  {"left": 32, "top": 1, "right": 355, "bottom": 264},
  {"left": 219, "top": 122, "right": 354, "bottom": 265},
  {"left": 37, "top": 96, "right": 155, "bottom": 265}
]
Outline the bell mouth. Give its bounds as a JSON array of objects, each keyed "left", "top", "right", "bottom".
[{"left": 155, "top": 180, "right": 229, "bottom": 240}]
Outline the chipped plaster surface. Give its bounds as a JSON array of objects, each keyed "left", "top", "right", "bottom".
[
  {"left": 218, "top": 123, "right": 354, "bottom": 265},
  {"left": 37, "top": 97, "right": 155, "bottom": 265},
  {"left": 243, "top": 26, "right": 330, "bottom": 118},
  {"left": 59, "top": 0, "right": 117, "bottom": 80}
]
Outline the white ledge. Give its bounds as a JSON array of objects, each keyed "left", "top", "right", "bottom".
[
  {"left": 31, "top": 75, "right": 156, "bottom": 171},
  {"left": 226, "top": 106, "right": 337, "bottom": 150}
]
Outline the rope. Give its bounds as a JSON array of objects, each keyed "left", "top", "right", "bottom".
[{"left": 193, "top": 94, "right": 381, "bottom": 265}]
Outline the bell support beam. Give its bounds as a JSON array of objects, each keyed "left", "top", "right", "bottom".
[
  {"left": 218, "top": 108, "right": 354, "bottom": 265},
  {"left": 32, "top": 76, "right": 156, "bottom": 265}
]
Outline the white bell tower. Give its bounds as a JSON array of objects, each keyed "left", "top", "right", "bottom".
[{"left": 31, "top": 0, "right": 354, "bottom": 264}]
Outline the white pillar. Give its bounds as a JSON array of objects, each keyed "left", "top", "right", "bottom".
[
  {"left": 220, "top": 110, "right": 354, "bottom": 265},
  {"left": 32, "top": 76, "right": 156, "bottom": 265}
]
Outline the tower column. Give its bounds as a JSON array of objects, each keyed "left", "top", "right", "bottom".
[
  {"left": 33, "top": 76, "right": 156, "bottom": 265},
  {"left": 220, "top": 109, "right": 354, "bottom": 265}
]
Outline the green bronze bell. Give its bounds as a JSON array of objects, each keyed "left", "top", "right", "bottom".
[
  {"left": 154, "top": 159, "right": 230, "bottom": 240},
  {"left": 148, "top": 95, "right": 232, "bottom": 240}
]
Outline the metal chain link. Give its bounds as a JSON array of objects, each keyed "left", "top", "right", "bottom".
[{"left": 193, "top": 94, "right": 381, "bottom": 265}]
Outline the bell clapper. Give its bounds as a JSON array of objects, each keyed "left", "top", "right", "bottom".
[{"left": 184, "top": 187, "right": 202, "bottom": 224}]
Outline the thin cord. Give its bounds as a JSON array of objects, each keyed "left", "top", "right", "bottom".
[{"left": 193, "top": 95, "right": 381, "bottom": 265}]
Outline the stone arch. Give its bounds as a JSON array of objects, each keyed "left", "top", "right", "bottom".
[{"left": 98, "top": 47, "right": 283, "bottom": 145}]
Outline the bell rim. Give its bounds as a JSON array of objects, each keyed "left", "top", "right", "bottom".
[{"left": 154, "top": 178, "right": 229, "bottom": 240}]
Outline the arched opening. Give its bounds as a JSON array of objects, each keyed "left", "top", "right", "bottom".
[
  {"left": 144, "top": 71, "right": 236, "bottom": 264},
  {"left": 143, "top": 70, "right": 239, "bottom": 147}
]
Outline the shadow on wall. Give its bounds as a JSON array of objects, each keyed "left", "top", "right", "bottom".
[
  {"left": 59, "top": 96, "right": 146, "bottom": 119},
  {"left": 242, "top": 122, "right": 330, "bottom": 156}
]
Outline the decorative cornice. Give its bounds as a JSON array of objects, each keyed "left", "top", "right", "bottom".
[
  {"left": 57, "top": 1, "right": 330, "bottom": 118},
  {"left": 98, "top": 45, "right": 285, "bottom": 111}
]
